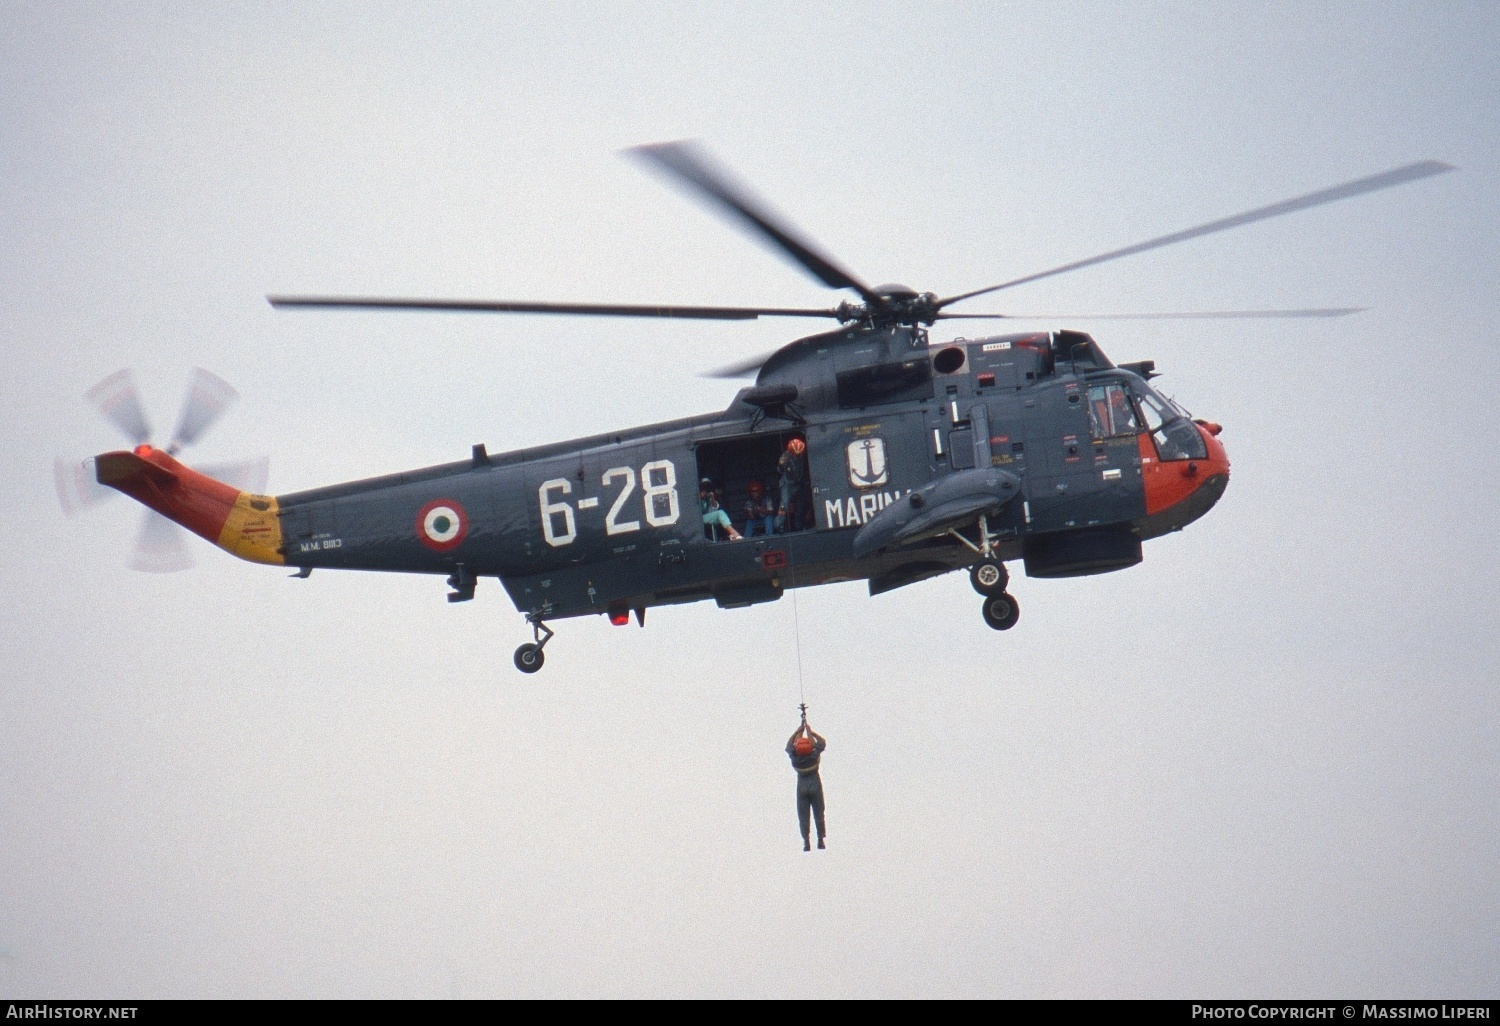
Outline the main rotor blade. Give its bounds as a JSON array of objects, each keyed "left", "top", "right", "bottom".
[
  {"left": 85, "top": 369, "right": 152, "bottom": 446},
  {"left": 626, "top": 141, "right": 884, "bottom": 306},
  {"left": 169, "top": 368, "right": 239, "bottom": 452},
  {"left": 269, "top": 295, "right": 842, "bottom": 321},
  {"left": 702, "top": 349, "right": 781, "bottom": 379},
  {"left": 936, "top": 307, "right": 1367, "bottom": 320},
  {"left": 939, "top": 160, "right": 1456, "bottom": 308}
]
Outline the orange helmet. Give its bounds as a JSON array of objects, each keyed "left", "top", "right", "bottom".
[
  {"left": 793, "top": 736, "right": 814, "bottom": 756},
  {"left": 787, "top": 438, "right": 806, "bottom": 455}
]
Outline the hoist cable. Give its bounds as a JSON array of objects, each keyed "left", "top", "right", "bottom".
[{"left": 788, "top": 559, "right": 806, "bottom": 709}]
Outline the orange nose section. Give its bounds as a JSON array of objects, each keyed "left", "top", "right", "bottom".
[{"left": 1139, "top": 423, "right": 1231, "bottom": 516}]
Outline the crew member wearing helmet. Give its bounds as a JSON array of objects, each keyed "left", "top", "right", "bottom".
[
  {"left": 786, "top": 713, "right": 828, "bottom": 851},
  {"left": 742, "top": 479, "right": 776, "bottom": 537},
  {"left": 776, "top": 437, "right": 810, "bottom": 533}
]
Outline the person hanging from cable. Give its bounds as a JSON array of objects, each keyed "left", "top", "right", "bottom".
[{"left": 786, "top": 704, "right": 827, "bottom": 851}]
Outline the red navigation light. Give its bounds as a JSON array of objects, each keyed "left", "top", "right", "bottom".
[
  {"left": 134, "top": 444, "right": 152, "bottom": 456},
  {"left": 609, "top": 610, "right": 630, "bottom": 626}
]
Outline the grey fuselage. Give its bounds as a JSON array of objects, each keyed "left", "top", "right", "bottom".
[{"left": 274, "top": 325, "right": 1227, "bottom": 621}]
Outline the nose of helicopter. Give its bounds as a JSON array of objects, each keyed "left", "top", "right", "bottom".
[{"left": 1140, "top": 421, "right": 1231, "bottom": 528}]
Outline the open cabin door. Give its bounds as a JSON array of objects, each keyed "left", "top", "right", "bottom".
[{"left": 693, "top": 429, "right": 808, "bottom": 539}]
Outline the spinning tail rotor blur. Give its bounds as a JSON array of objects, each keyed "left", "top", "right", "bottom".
[{"left": 55, "top": 368, "right": 266, "bottom": 572}]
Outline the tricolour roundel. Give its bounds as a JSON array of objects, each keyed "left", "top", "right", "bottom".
[{"left": 416, "top": 498, "right": 468, "bottom": 551}]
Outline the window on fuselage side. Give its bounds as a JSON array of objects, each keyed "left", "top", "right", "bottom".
[{"left": 1087, "top": 383, "right": 1140, "bottom": 440}]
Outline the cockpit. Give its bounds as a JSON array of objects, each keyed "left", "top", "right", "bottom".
[{"left": 1088, "top": 376, "right": 1209, "bottom": 461}]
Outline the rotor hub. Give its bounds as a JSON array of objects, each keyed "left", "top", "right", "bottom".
[{"left": 839, "top": 286, "right": 941, "bottom": 327}]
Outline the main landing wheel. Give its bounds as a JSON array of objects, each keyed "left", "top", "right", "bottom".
[
  {"left": 981, "top": 592, "right": 1020, "bottom": 631},
  {"left": 969, "top": 558, "right": 1008, "bottom": 596},
  {"left": 513, "top": 643, "right": 545, "bottom": 674}
]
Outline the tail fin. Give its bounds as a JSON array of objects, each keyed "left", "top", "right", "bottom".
[{"left": 95, "top": 446, "right": 284, "bottom": 566}]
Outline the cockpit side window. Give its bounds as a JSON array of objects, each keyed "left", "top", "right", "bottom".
[
  {"left": 1138, "top": 392, "right": 1166, "bottom": 433},
  {"left": 1088, "top": 383, "right": 1140, "bottom": 439},
  {"left": 1137, "top": 390, "right": 1207, "bottom": 461}
]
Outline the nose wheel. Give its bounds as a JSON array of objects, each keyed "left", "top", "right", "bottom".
[
  {"left": 980, "top": 592, "right": 1020, "bottom": 631},
  {"left": 513, "top": 615, "right": 555, "bottom": 674}
]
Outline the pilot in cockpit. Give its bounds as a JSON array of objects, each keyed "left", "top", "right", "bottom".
[{"left": 1110, "top": 387, "right": 1139, "bottom": 435}]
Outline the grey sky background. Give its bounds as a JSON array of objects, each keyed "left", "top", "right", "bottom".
[{"left": 1, "top": 1, "right": 1496, "bottom": 998}]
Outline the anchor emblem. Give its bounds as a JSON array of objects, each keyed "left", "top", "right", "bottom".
[{"left": 846, "top": 437, "right": 889, "bottom": 488}]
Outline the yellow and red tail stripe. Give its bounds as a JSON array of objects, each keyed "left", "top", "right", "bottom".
[{"left": 94, "top": 446, "right": 284, "bottom": 565}]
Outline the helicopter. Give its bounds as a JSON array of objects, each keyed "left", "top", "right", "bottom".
[{"left": 91, "top": 143, "right": 1453, "bottom": 672}]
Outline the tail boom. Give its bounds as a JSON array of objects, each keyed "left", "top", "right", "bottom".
[{"left": 95, "top": 446, "right": 284, "bottom": 566}]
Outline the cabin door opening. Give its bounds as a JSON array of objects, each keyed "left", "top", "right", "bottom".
[{"left": 694, "top": 430, "right": 811, "bottom": 540}]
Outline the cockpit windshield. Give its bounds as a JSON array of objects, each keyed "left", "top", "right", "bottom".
[{"left": 1131, "top": 382, "right": 1207, "bottom": 461}]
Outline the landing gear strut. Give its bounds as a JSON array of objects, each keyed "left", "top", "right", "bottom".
[
  {"left": 513, "top": 615, "right": 554, "bottom": 674},
  {"left": 947, "top": 514, "right": 1007, "bottom": 587},
  {"left": 946, "top": 514, "right": 1016, "bottom": 614}
]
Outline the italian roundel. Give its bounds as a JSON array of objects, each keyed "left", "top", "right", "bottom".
[{"left": 416, "top": 498, "right": 468, "bottom": 551}]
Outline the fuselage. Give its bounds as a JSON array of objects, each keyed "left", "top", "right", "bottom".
[{"left": 97, "top": 328, "right": 1229, "bottom": 623}]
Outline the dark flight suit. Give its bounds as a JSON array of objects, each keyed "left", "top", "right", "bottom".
[
  {"left": 777, "top": 448, "right": 809, "bottom": 532},
  {"left": 786, "top": 735, "right": 827, "bottom": 847}
]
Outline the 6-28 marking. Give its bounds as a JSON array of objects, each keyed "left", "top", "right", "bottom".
[{"left": 539, "top": 459, "right": 680, "bottom": 547}]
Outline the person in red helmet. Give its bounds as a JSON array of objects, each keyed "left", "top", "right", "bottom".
[
  {"left": 776, "top": 436, "right": 810, "bottom": 533},
  {"left": 786, "top": 708, "right": 827, "bottom": 851},
  {"left": 742, "top": 479, "right": 776, "bottom": 537}
]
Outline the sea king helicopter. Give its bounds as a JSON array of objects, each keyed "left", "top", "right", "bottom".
[{"left": 90, "top": 144, "right": 1452, "bottom": 672}]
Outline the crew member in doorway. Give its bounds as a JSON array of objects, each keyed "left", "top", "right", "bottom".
[
  {"left": 786, "top": 710, "right": 827, "bottom": 851},
  {"left": 743, "top": 480, "right": 776, "bottom": 537},
  {"left": 700, "top": 478, "right": 743, "bottom": 541},
  {"left": 776, "top": 437, "right": 810, "bottom": 533}
]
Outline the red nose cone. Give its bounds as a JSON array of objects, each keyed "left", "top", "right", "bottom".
[{"left": 1140, "top": 423, "right": 1230, "bottom": 516}]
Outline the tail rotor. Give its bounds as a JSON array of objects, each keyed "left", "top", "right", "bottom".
[
  {"left": 85, "top": 369, "right": 153, "bottom": 446},
  {"left": 58, "top": 368, "right": 263, "bottom": 572},
  {"left": 167, "top": 368, "right": 239, "bottom": 454},
  {"left": 131, "top": 510, "right": 195, "bottom": 574}
]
